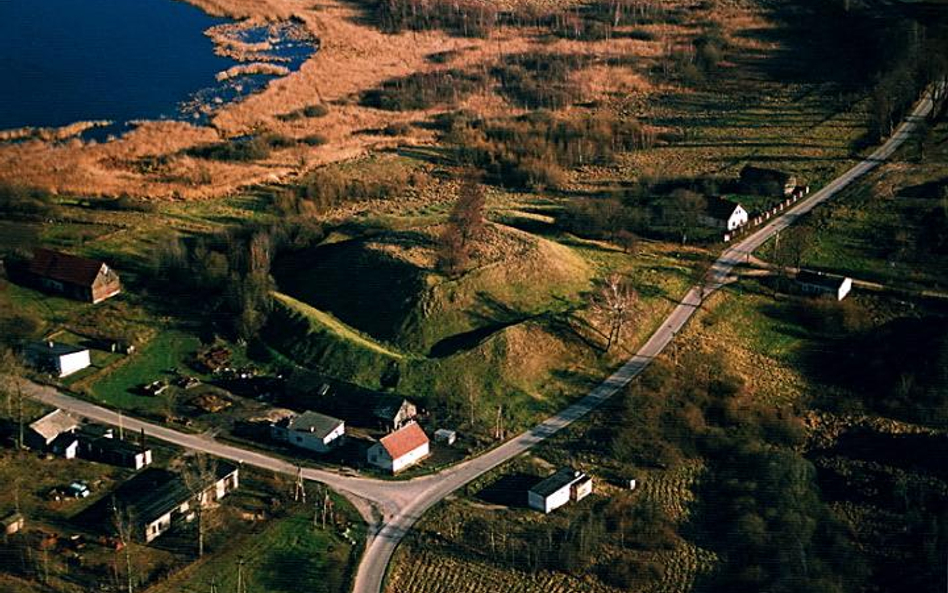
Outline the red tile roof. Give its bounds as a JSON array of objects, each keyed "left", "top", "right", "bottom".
[
  {"left": 379, "top": 422, "right": 428, "bottom": 460},
  {"left": 29, "top": 248, "right": 107, "bottom": 288}
]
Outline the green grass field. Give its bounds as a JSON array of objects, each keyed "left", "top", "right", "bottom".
[
  {"left": 147, "top": 511, "right": 357, "bottom": 593},
  {"left": 88, "top": 331, "right": 202, "bottom": 413}
]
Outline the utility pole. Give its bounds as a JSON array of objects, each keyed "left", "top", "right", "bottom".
[
  {"left": 294, "top": 466, "right": 306, "bottom": 503},
  {"left": 236, "top": 558, "right": 245, "bottom": 593}
]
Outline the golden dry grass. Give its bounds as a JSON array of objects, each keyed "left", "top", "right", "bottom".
[{"left": 0, "top": 0, "right": 739, "bottom": 199}]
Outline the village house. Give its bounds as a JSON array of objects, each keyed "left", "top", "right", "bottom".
[
  {"left": 796, "top": 270, "right": 853, "bottom": 301},
  {"left": 373, "top": 395, "right": 418, "bottom": 431},
  {"left": 528, "top": 468, "right": 593, "bottom": 514},
  {"left": 23, "top": 341, "right": 91, "bottom": 378},
  {"left": 24, "top": 409, "right": 79, "bottom": 451},
  {"left": 367, "top": 421, "right": 430, "bottom": 474},
  {"left": 700, "top": 196, "right": 749, "bottom": 231},
  {"left": 740, "top": 165, "right": 798, "bottom": 197},
  {"left": 116, "top": 464, "right": 239, "bottom": 543},
  {"left": 270, "top": 410, "right": 346, "bottom": 453},
  {"left": 28, "top": 248, "right": 121, "bottom": 304}
]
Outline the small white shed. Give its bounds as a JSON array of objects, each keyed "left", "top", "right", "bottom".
[{"left": 528, "top": 468, "right": 593, "bottom": 514}]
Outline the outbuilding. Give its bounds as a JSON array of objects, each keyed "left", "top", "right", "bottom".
[
  {"left": 796, "top": 270, "right": 853, "bottom": 301},
  {"left": 25, "top": 409, "right": 79, "bottom": 451},
  {"left": 1, "top": 512, "right": 24, "bottom": 535},
  {"left": 434, "top": 429, "right": 457, "bottom": 445},
  {"left": 367, "top": 421, "right": 430, "bottom": 474},
  {"left": 372, "top": 396, "right": 418, "bottom": 431},
  {"left": 528, "top": 468, "right": 593, "bottom": 514},
  {"left": 271, "top": 410, "right": 346, "bottom": 454},
  {"left": 24, "top": 342, "right": 91, "bottom": 378}
]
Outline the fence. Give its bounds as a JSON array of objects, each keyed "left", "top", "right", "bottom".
[{"left": 723, "top": 186, "right": 809, "bottom": 243}]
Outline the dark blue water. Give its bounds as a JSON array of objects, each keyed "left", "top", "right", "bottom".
[{"left": 0, "top": 0, "right": 316, "bottom": 137}]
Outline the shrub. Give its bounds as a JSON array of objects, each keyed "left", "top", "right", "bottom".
[
  {"left": 302, "top": 104, "right": 329, "bottom": 118},
  {"left": 382, "top": 122, "right": 413, "bottom": 136},
  {"left": 362, "top": 69, "right": 487, "bottom": 111},
  {"left": 301, "top": 134, "right": 328, "bottom": 146},
  {"left": 0, "top": 182, "right": 58, "bottom": 220},
  {"left": 188, "top": 138, "right": 271, "bottom": 162}
]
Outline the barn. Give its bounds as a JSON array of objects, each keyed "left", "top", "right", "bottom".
[
  {"left": 796, "top": 270, "right": 853, "bottom": 301},
  {"left": 28, "top": 248, "right": 121, "bottom": 304}
]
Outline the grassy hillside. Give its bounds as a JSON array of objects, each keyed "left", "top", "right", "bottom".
[
  {"left": 274, "top": 222, "right": 593, "bottom": 354},
  {"left": 265, "top": 292, "right": 407, "bottom": 388}
]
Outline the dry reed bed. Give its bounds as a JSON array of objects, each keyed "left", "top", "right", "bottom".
[{"left": 0, "top": 0, "right": 767, "bottom": 198}]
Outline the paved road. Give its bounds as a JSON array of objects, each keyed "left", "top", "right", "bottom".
[{"left": 18, "top": 85, "right": 939, "bottom": 593}]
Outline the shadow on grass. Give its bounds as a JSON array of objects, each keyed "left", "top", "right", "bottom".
[{"left": 475, "top": 472, "right": 540, "bottom": 508}]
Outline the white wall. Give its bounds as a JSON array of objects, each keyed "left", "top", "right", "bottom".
[
  {"left": 572, "top": 479, "right": 593, "bottom": 502},
  {"left": 391, "top": 442, "right": 430, "bottom": 473},
  {"left": 728, "top": 207, "right": 749, "bottom": 231},
  {"left": 57, "top": 350, "right": 91, "bottom": 377},
  {"left": 540, "top": 487, "right": 572, "bottom": 514},
  {"left": 837, "top": 278, "right": 852, "bottom": 301}
]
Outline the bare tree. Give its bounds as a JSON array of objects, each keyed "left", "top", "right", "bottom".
[
  {"left": 0, "top": 349, "right": 27, "bottom": 448},
  {"left": 592, "top": 274, "right": 638, "bottom": 352},
  {"left": 111, "top": 500, "right": 135, "bottom": 593},
  {"left": 179, "top": 454, "right": 218, "bottom": 558},
  {"left": 666, "top": 189, "right": 704, "bottom": 245},
  {"left": 689, "top": 252, "right": 716, "bottom": 306}
]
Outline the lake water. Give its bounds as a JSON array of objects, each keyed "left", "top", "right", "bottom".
[{"left": 0, "top": 0, "right": 315, "bottom": 137}]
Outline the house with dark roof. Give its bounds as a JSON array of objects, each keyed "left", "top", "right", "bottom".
[
  {"left": 373, "top": 396, "right": 417, "bottom": 431},
  {"left": 367, "top": 421, "right": 429, "bottom": 473},
  {"left": 24, "top": 409, "right": 79, "bottom": 451},
  {"left": 740, "top": 165, "right": 798, "bottom": 197},
  {"left": 271, "top": 410, "right": 345, "bottom": 453},
  {"left": 700, "top": 196, "right": 749, "bottom": 231},
  {"left": 796, "top": 270, "right": 853, "bottom": 301},
  {"left": 528, "top": 468, "right": 592, "bottom": 514},
  {"left": 28, "top": 248, "right": 121, "bottom": 304},
  {"left": 113, "top": 463, "right": 239, "bottom": 543},
  {"left": 24, "top": 341, "right": 91, "bottom": 377}
]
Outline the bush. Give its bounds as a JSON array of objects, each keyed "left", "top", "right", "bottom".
[
  {"left": 598, "top": 556, "right": 664, "bottom": 589},
  {"left": 0, "top": 182, "right": 58, "bottom": 220},
  {"left": 362, "top": 69, "right": 487, "bottom": 111},
  {"left": 188, "top": 138, "right": 271, "bottom": 162},
  {"left": 382, "top": 122, "right": 413, "bottom": 136},
  {"left": 301, "top": 134, "right": 328, "bottom": 146},
  {"left": 443, "top": 110, "right": 653, "bottom": 190},
  {"left": 302, "top": 104, "right": 329, "bottom": 118},
  {"left": 493, "top": 53, "right": 590, "bottom": 110}
]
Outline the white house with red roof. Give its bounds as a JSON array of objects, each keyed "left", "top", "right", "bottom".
[{"left": 366, "top": 422, "right": 430, "bottom": 474}]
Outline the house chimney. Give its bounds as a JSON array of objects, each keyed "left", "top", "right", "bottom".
[{"left": 48, "top": 341, "right": 54, "bottom": 348}]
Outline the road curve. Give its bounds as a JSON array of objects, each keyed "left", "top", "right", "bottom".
[
  {"left": 17, "top": 86, "right": 938, "bottom": 593},
  {"left": 350, "top": 86, "right": 940, "bottom": 593}
]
